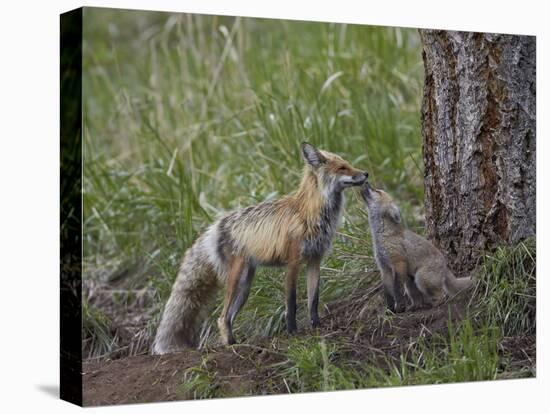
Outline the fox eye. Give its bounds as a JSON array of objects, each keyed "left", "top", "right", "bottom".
[{"left": 338, "top": 166, "right": 347, "bottom": 173}]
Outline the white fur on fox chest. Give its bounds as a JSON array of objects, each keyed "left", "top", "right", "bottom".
[
  {"left": 373, "top": 238, "right": 392, "bottom": 272},
  {"left": 368, "top": 215, "right": 393, "bottom": 272}
]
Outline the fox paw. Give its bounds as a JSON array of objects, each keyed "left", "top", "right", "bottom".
[
  {"left": 407, "top": 302, "right": 432, "bottom": 312},
  {"left": 395, "top": 303, "right": 407, "bottom": 313}
]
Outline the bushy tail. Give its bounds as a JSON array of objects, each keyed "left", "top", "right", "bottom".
[
  {"left": 151, "top": 238, "right": 221, "bottom": 355},
  {"left": 443, "top": 269, "right": 473, "bottom": 296}
]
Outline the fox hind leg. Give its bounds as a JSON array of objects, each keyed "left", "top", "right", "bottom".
[
  {"left": 405, "top": 276, "right": 428, "bottom": 311},
  {"left": 414, "top": 270, "right": 444, "bottom": 308},
  {"left": 218, "top": 255, "right": 246, "bottom": 345},
  {"left": 228, "top": 264, "right": 256, "bottom": 325}
]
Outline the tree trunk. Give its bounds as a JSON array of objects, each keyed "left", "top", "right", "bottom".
[{"left": 419, "top": 30, "right": 535, "bottom": 274}]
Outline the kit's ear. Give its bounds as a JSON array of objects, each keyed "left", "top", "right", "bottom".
[
  {"left": 386, "top": 204, "right": 402, "bottom": 224},
  {"left": 301, "top": 142, "right": 326, "bottom": 168}
]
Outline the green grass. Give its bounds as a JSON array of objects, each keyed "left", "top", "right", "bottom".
[
  {"left": 281, "top": 337, "right": 359, "bottom": 392},
  {"left": 472, "top": 238, "right": 536, "bottom": 337},
  {"left": 366, "top": 319, "right": 501, "bottom": 386},
  {"left": 82, "top": 298, "right": 117, "bottom": 359},
  {"left": 179, "top": 356, "right": 224, "bottom": 400}
]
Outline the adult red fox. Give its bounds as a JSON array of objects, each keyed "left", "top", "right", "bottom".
[{"left": 152, "top": 143, "right": 368, "bottom": 354}]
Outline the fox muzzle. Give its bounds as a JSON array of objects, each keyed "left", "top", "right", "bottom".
[
  {"left": 351, "top": 171, "right": 368, "bottom": 186},
  {"left": 360, "top": 181, "right": 372, "bottom": 200}
]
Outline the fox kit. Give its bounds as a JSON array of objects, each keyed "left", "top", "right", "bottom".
[
  {"left": 360, "top": 182, "right": 472, "bottom": 313},
  {"left": 152, "top": 143, "right": 368, "bottom": 354}
]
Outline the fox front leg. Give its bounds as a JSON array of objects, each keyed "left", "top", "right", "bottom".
[
  {"left": 381, "top": 267, "right": 406, "bottom": 313},
  {"left": 392, "top": 274, "right": 407, "bottom": 313},
  {"left": 391, "top": 262, "right": 408, "bottom": 313},
  {"left": 285, "top": 262, "right": 300, "bottom": 334},
  {"left": 285, "top": 240, "right": 301, "bottom": 334},
  {"left": 381, "top": 268, "right": 397, "bottom": 312},
  {"left": 306, "top": 258, "right": 321, "bottom": 328}
]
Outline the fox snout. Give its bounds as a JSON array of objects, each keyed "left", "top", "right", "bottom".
[
  {"left": 352, "top": 171, "right": 369, "bottom": 185},
  {"left": 338, "top": 170, "right": 368, "bottom": 188},
  {"left": 360, "top": 181, "right": 372, "bottom": 200}
]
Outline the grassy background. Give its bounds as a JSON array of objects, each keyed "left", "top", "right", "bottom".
[{"left": 81, "top": 8, "right": 534, "bottom": 394}]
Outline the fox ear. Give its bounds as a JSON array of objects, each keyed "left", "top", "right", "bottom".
[
  {"left": 301, "top": 142, "right": 326, "bottom": 168},
  {"left": 386, "top": 204, "right": 401, "bottom": 224}
]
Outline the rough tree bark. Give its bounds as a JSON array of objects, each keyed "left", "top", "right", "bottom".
[{"left": 419, "top": 30, "right": 535, "bottom": 274}]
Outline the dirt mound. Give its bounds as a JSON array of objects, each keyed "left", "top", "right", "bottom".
[{"left": 82, "top": 288, "right": 471, "bottom": 406}]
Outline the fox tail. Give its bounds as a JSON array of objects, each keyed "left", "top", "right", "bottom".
[
  {"left": 152, "top": 225, "right": 224, "bottom": 355},
  {"left": 443, "top": 269, "right": 473, "bottom": 296}
]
